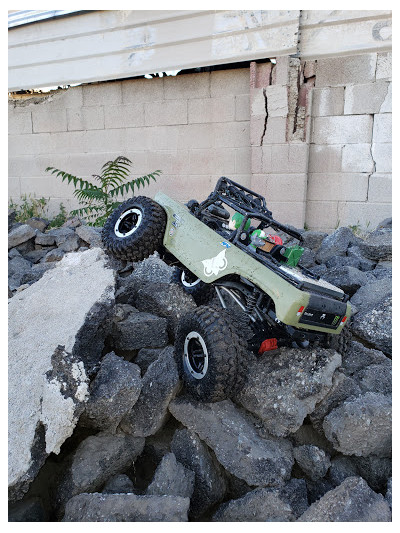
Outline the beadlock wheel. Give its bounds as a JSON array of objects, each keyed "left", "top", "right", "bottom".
[
  {"left": 183, "top": 331, "right": 209, "bottom": 379},
  {"left": 114, "top": 208, "right": 143, "bottom": 238}
]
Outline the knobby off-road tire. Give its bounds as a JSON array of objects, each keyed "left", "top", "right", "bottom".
[
  {"left": 326, "top": 325, "right": 352, "bottom": 356},
  {"left": 102, "top": 196, "right": 166, "bottom": 262},
  {"left": 171, "top": 267, "right": 215, "bottom": 306},
  {"left": 174, "top": 306, "right": 249, "bottom": 402}
]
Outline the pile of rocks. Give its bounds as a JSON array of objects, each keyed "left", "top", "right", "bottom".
[{"left": 8, "top": 214, "right": 392, "bottom": 522}]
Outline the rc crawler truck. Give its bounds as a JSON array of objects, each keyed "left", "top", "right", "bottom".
[{"left": 102, "top": 177, "right": 352, "bottom": 402}]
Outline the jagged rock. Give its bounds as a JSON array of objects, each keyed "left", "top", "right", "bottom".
[
  {"left": 55, "top": 432, "right": 145, "bottom": 513},
  {"left": 8, "top": 224, "right": 36, "bottom": 249},
  {"left": 326, "top": 255, "right": 360, "bottom": 270},
  {"left": 373, "top": 260, "right": 392, "bottom": 279},
  {"left": 309, "top": 372, "right": 361, "bottom": 434},
  {"left": 301, "top": 231, "right": 328, "bottom": 251},
  {"left": 102, "top": 474, "right": 136, "bottom": 495},
  {"left": 293, "top": 445, "right": 331, "bottom": 481},
  {"left": 23, "top": 249, "right": 49, "bottom": 263},
  {"left": 44, "top": 248, "right": 65, "bottom": 262},
  {"left": 8, "top": 249, "right": 115, "bottom": 502},
  {"left": 341, "top": 340, "right": 389, "bottom": 377},
  {"left": 80, "top": 352, "right": 142, "bottom": 432},
  {"left": 119, "top": 347, "right": 180, "bottom": 437},
  {"left": 35, "top": 232, "right": 56, "bottom": 246},
  {"left": 22, "top": 261, "right": 57, "bottom": 286},
  {"left": 8, "top": 255, "right": 33, "bottom": 290},
  {"left": 322, "top": 266, "right": 370, "bottom": 296},
  {"left": 58, "top": 233, "right": 80, "bottom": 253},
  {"left": 26, "top": 217, "right": 49, "bottom": 232},
  {"left": 323, "top": 392, "right": 391, "bottom": 457},
  {"left": 62, "top": 493, "right": 190, "bottom": 522},
  {"left": 8, "top": 248, "right": 21, "bottom": 259},
  {"left": 236, "top": 347, "right": 341, "bottom": 437},
  {"left": 328, "top": 456, "right": 359, "bottom": 486},
  {"left": 315, "top": 227, "right": 356, "bottom": 264},
  {"left": 309, "top": 264, "right": 328, "bottom": 277},
  {"left": 358, "top": 228, "right": 392, "bottom": 261},
  {"left": 290, "top": 424, "right": 335, "bottom": 455},
  {"left": 386, "top": 477, "right": 392, "bottom": 509},
  {"left": 297, "top": 476, "right": 391, "bottom": 522},
  {"left": 146, "top": 452, "right": 195, "bottom": 498},
  {"left": 135, "top": 346, "right": 170, "bottom": 374},
  {"left": 298, "top": 247, "right": 316, "bottom": 269},
  {"left": 356, "top": 363, "right": 391, "bottom": 395},
  {"left": 171, "top": 428, "right": 227, "bottom": 518},
  {"left": 305, "top": 478, "right": 335, "bottom": 504},
  {"left": 135, "top": 282, "right": 197, "bottom": 336},
  {"left": 350, "top": 277, "right": 392, "bottom": 312},
  {"left": 15, "top": 238, "right": 35, "bottom": 254},
  {"left": 351, "top": 296, "right": 392, "bottom": 355},
  {"left": 131, "top": 256, "right": 174, "bottom": 285},
  {"left": 8, "top": 497, "right": 47, "bottom": 522},
  {"left": 347, "top": 245, "right": 377, "bottom": 271},
  {"left": 75, "top": 225, "right": 103, "bottom": 247},
  {"left": 169, "top": 398, "right": 294, "bottom": 487},
  {"left": 111, "top": 311, "right": 168, "bottom": 351},
  {"left": 377, "top": 217, "right": 392, "bottom": 230},
  {"left": 8, "top": 209, "right": 16, "bottom": 230},
  {"left": 48, "top": 227, "right": 75, "bottom": 246},
  {"left": 352, "top": 456, "right": 392, "bottom": 493},
  {"left": 62, "top": 216, "right": 83, "bottom": 229}
]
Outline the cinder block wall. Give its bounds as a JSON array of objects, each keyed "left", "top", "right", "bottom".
[
  {"left": 8, "top": 69, "right": 251, "bottom": 216},
  {"left": 9, "top": 54, "right": 391, "bottom": 231}
]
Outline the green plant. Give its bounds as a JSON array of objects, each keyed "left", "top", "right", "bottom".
[
  {"left": 45, "top": 156, "right": 161, "bottom": 226},
  {"left": 48, "top": 203, "right": 68, "bottom": 228},
  {"left": 8, "top": 194, "right": 49, "bottom": 222}
]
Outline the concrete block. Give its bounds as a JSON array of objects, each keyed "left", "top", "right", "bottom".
[
  {"left": 82, "top": 81, "right": 122, "bottom": 106},
  {"left": 312, "top": 115, "right": 373, "bottom": 144},
  {"left": 312, "top": 87, "right": 344, "bottom": 117},
  {"left": 147, "top": 150, "right": 187, "bottom": 175},
  {"left": 8, "top": 177, "right": 20, "bottom": 197},
  {"left": 122, "top": 77, "right": 164, "bottom": 103},
  {"left": 251, "top": 88, "right": 266, "bottom": 116},
  {"left": 210, "top": 68, "right": 249, "bottom": 97},
  {"left": 235, "top": 94, "right": 250, "bottom": 121},
  {"left": 146, "top": 126, "right": 179, "bottom": 151},
  {"left": 263, "top": 201, "right": 305, "bottom": 228},
  {"left": 252, "top": 173, "right": 307, "bottom": 203},
  {"left": 272, "top": 56, "right": 290, "bottom": 86},
  {"left": 67, "top": 107, "right": 105, "bottom": 131},
  {"left": 342, "top": 144, "right": 374, "bottom": 173},
  {"left": 164, "top": 72, "right": 209, "bottom": 99},
  {"left": 80, "top": 129, "right": 128, "bottom": 154},
  {"left": 19, "top": 176, "right": 74, "bottom": 198},
  {"left": 309, "top": 145, "right": 342, "bottom": 173},
  {"left": 48, "top": 87, "right": 83, "bottom": 109},
  {"left": 376, "top": 52, "right": 391, "bottom": 80},
  {"left": 213, "top": 121, "right": 250, "bottom": 148},
  {"left": 368, "top": 173, "right": 392, "bottom": 203},
  {"left": 8, "top": 110, "right": 32, "bottom": 135},
  {"left": 188, "top": 148, "right": 235, "bottom": 175},
  {"left": 337, "top": 201, "right": 392, "bottom": 231},
  {"left": 344, "top": 81, "right": 390, "bottom": 115},
  {"left": 307, "top": 173, "right": 369, "bottom": 202},
  {"left": 252, "top": 117, "right": 287, "bottom": 146},
  {"left": 150, "top": 174, "right": 212, "bottom": 204},
  {"left": 315, "top": 54, "right": 377, "bottom": 87},
  {"left": 372, "top": 143, "right": 392, "bottom": 173},
  {"left": 250, "top": 115, "right": 265, "bottom": 146},
  {"left": 123, "top": 151, "right": 149, "bottom": 174},
  {"left": 265, "top": 85, "right": 288, "bottom": 117},
  {"left": 104, "top": 104, "right": 144, "bottom": 129},
  {"left": 177, "top": 124, "right": 214, "bottom": 150},
  {"left": 235, "top": 147, "right": 251, "bottom": 174},
  {"left": 270, "top": 144, "right": 309, "bottom": 174},
  {"left": 303, "top": 60, "right": 317, "bottom": 79},
  {"left": 306, "top": 201, "right": 340, "bottom": 231},
  {"left": 32, "top": 108, "right": 67, "bottom": 133},
  {"left": 145, "top": 100, "right": 187, "bottom": 126},
  {"left": 373, "top": 114, "right": 392, "bottom": 143},
  {"left": 380, "top": 83, "right": 392, "bottom": 113},
  {"left": 8, "top": 133, "right": 51, "bottom": 157},
  {"left": 251, "top": 146, "right": 263, "bottom": 174},
  {"left": 188, "top": 96, "right": 235, "bottom": 124}
]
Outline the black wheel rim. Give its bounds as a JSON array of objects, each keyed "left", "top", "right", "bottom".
[{"left": 183, "top": 332, "right": 209, "bottom": 379}]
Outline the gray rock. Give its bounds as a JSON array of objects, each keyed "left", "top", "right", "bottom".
[
  {"left": 290, "top": 424, "right": 335, "bottom": 456},
  {"left": 341, "top": 340, "right": 389, "bottom": 377},
  {"left": 55, "top": 432, "right": 145, "bottom": 513},
  {"left": 309, "top": 264, "right": 328, "bottom": 277},
  {"left": 8, "top": 209, "right": 16, "bottom": 230},
  {"left": 8, "top": 224, "right": 36, "bottom": 249},
  {"left": 326, "top": 255, "right": 360, "bottom": 270},
  {"left": 8, "top": 249, "right": 115, "bottom": 502},
  {"left": 80, "top": 352, "right": 142, "bottom": 432},
  {"left": 373, "top": 262, "right": 392, "bottom": 280},
  {"left": 26, "top": 217, "right": 49, "bottom": 232},
  {"left": 294, "top": 445, "right": 331, "bottom": 481},
  {"left": 350, "top": 277, "right": 392, "bottom": 312},
  {"left": 15, "top": 238, "right": 35, "bottom": 254},
  {"left": 131, "top": 256, "right": 175, "bottom": 284},
  {"left": 377, "top": 217, "right": 392, "bottom": 230},
  {"left": 386, "top": 477, "right": 392, "bottom": 509},
  {"left": 298, "top": 247, "right": 316, "bottom": 269},
  {"left": 352, "top": 456, "right": 392, "bottom": 493},
  {"left": 102, "top": 474, "right": 136, "bottom": 494},
  {"left": 315, "top": 227, "right": 356, "bottom": 264},
  {"left": 358, "top": 228, "right": 392, "bottom": 261},
  {"left": 169, "top": 398, "right": 294, "bottom": 487},
  {"left": 135, "top": 282, "right": 197, "bottom": 336},
  {"left": 8, "top": 248, "right": 22, "bottom": 259},
  {"left": 171, "top": 428, "right": 227, "bottom": 519},
  {"left": 309, "top": 372, "right": 361, "bottom": 434},
  {"left": 236, "top": 347, "right": 341, "bottom": 437},
  {"left": 8, "top": 497, "right": 46, "bottom": 522},
  {"left": 323, "top": 392, "right": 391, "bottom": 457},
  {"left": 305, "top": 478, "right": 335, "bottom": 504},
  {"left": 135, "top": 346, "right": 169, "bottom": 374},
  {"left": 347, "top": 245, "right": 377, "bottom": 271},
  {"left": 48, "top": 227, "right": 75, "bottom": 246},
  {"left": 8, "top": 255, "right": 33, "bottom": 290},
  {"left": 119, "top": 347, "right": 180, "bottom": 437},
  {"left": 75, "top": 225, "right": 103, "bottom": 247},
  {"left": 44, "top": 248, "right": 65, "bottom": 262},
  {"left": 213, "top": 487, "right": 296, "bottom": 522},
  {"left": 112, "top": 311, "right": 168, "bottom": 351},
  {"left": 356, "top": 363, "right": 391, "bottom": 395},
  {"left": 23, "top": 249, "right": 49, "bottom": 263},
  {"left": 322, "top": 266, "right": 369, "bottom": 296},
  {"left": 59, "top": 233, "right": 80, "bottom": 252},
  {"left": 328, "top": 456, "right": 359, "bottom": 486},
  {"left": 146, "top": 452, "right": 195, "bottom": 498},
  {"left": 62, "top": 493, "right": 190, "bottom": 522},
  {"left": 297, "top": 476, "right": 391, "bottom": 522},
  {"left": 351, "top": 296, "right": 392, "bottom": 355},
  {"left": 301, "top": 231, "right": 328, "bottom": 251},
  {"left": 62, "top": 216, "right": 83, "bottom": 228},
  {"left": 35, "top": 232, "right": 56, "bottom": 246},
  {"left": 22, "top": 261, "right": 57, "bottom": 285}
]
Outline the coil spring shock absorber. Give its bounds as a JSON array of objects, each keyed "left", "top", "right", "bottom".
[{"left": 246, "top": 288, "right": 260, "bottom": 314}]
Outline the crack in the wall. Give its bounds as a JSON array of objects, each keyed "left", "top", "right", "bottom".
[
  {"left": 260, "top": 88, "right": 268, "bottom": 146},
  {"left": 367, "top": 114, "right": 377, "bottom": 202}
]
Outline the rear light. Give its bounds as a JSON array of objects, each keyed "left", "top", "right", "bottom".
[
  {"left": 297, "top": 306, "right": 305, "bottom": 316},
  {"left": 341, "top": 316, "right": 347, "bottom": 323}
]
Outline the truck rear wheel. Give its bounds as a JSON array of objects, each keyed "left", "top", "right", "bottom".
[
  {"left": 102, "top": 196, "right": 166, "bottom": 262},
  {"left": 326, "top": 325, "right": 352, "bottom": 356},
  {"left": 174, "top": 306, "right": 248, "bottom": 402}
]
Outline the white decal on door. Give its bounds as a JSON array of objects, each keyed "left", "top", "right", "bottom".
[{"left": 202, "top": 250, "right": 228, "bottom": 277}]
